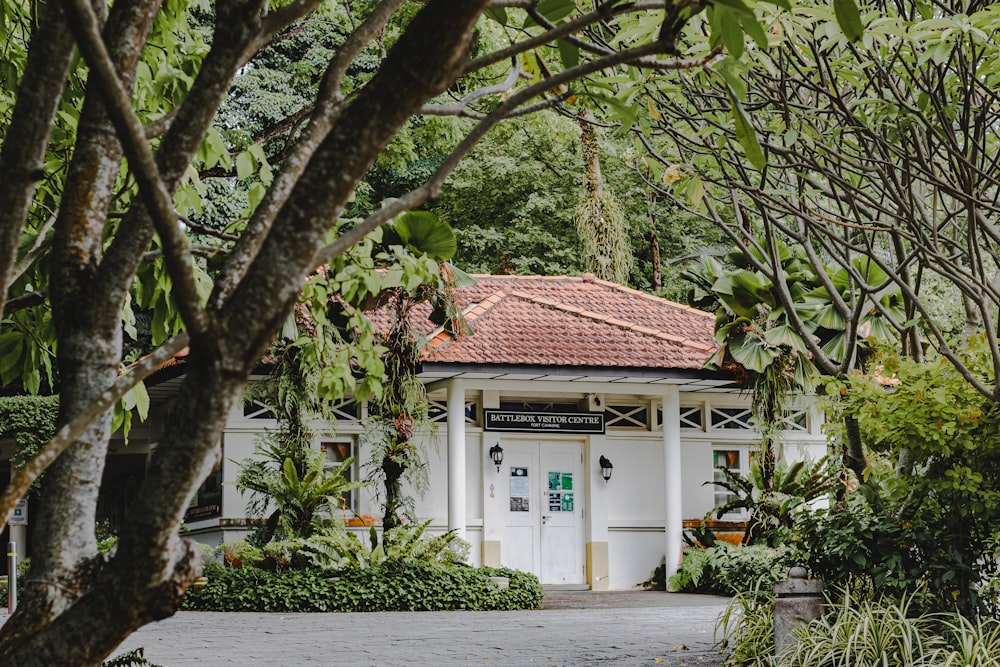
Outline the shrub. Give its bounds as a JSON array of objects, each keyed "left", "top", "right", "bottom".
[
  {"left": 709, "top": 458, "right": 834, "bottom": 547},
  {"left": 101, "top": 648, "right": 162, "bottom": 667},
  {"left": 219, "top": 541, "right": 266, "bottom": 568},
  {"left": 669, "top": 543, "right": 795, "bottom": 597},
  {"left": 182, "top": 562, "right": 542, "bottom": 612}
]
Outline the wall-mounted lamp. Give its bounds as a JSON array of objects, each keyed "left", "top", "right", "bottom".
[
  {"left": 599, "top": 455, "right": 613, "bottom": 482},
  {"left": 489, "top": 443, "right": 504, "bottom": 472}
]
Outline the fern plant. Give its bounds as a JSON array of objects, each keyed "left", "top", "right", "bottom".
[
  {"left": 236, "top": 444, "right": 366, "bottom": 544},
  {"left": 300, "top": 520, "right": 469, "bottom": 571}
]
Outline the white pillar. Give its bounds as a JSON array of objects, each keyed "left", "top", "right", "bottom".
[
  {"left": 447, "top": 379, "right": 467, "bottom": 540},
  {"left": 663, "top": 385, "right": 683, "bottom": 583},
  {"left": 9, "top": 466, "right": 26, "bottom": 562}
]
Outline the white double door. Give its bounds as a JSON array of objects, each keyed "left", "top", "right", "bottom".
[{"left": 501, "top": 439, "right": 585, "bottom": 585}]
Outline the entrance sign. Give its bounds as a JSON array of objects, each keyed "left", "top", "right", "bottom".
[{"left": 485, "top": 410, "right": 604, "bottom": 434}]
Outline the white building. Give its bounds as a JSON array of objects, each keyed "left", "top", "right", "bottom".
[{"left": 3, "top": 275, "right": 824, "bottom": 587}]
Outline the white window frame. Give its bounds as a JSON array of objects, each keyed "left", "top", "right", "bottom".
[
  {"left": 711, "top": 445, "right": 755, "bottom": 518},
  {"left": 320, "top": 437, "right": 358, "bottom": 512}
]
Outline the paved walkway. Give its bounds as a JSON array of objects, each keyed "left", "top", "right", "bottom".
[{"left": 102, "top": 591, "right": 731, "bottom": 666}]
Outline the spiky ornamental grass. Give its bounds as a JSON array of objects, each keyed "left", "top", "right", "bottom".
[{"left": 720, "top": 588, "right": 1000, "bottom": 667}]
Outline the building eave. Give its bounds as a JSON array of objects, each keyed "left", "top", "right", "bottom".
[{"left": 418, "top": 362, "right": 739, "bottom": 392}]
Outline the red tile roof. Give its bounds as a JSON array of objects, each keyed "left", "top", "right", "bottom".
[{"left": 420, "top": 274, "right": 716, "bottom": 370}]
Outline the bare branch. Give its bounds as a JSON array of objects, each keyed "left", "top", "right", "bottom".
[{"left": 422, "top": 60, "right": 521, "bottom": 116}]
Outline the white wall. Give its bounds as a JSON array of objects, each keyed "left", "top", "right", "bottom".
[
  {"left": 605, "top": 435, "right": 665, "bottom": 525},
  {"left": 609, "top": 530, "right": 664, "bottom": 589}
]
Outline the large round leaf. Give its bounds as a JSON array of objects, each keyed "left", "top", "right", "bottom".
[
  {"left": 394, "top": 211, "right": 457, "bottom": 261},
  {"left": 728, "top": 332, "right": 781, "bottom": 373}
]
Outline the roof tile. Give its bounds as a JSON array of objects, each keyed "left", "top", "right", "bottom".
[{"left": 418, "top": 275, "right": 717, "bottom": 370}]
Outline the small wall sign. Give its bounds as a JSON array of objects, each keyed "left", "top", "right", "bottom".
[
  {"left": 510, "top": 467, "right": 529, "bottom": 512},
  {"left": 10, "top": 499, "right": 27, "bottom": 526}
]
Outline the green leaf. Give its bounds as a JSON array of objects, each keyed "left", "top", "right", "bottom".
[
  {"left": 720, "top": 11, "right": 745, "bottom": 59},
  {"left": 833, "top": 0, "right": 865, "bottom": 41},
  {"left": 728, "top": 332, "right": 779, "bottom": 373},
  {"left": 484, "top": 7, "right": 508, "bottom": 24},
  {"left": 726, "top": 85, "right": 765, "bottom": 170},
  {"left": 688, "top": 175, "right": 705, "bottom": 208},
  {"left": 446, "top": 263, "right": 477, "bottom": 288},
  {"left": 557, "top": 40, "right": 579, "bottom": 70},
  {"left": 394, "top": 212, "right": 457, "bottom": 261},
  {"left": 714, "top": 57, "right": 747, "bottom": 101},
  {"left": 537, "top": 0, "right": 576, "bottom": 22},
  {"left": 852, "top": 255, "right": 889, "bottom": 284},
  {"left": 711, "top": 0, "right": 754, "bottom": 16},
  {"left": 235, "top": 151, "right": 254, "bottom": 180},
  {"left": 132, "top": 382, "right": 150, "bottom": 421},
  {"left": 763, "top": 324, "right": 808, "bottom": 352},
  {"left": 821, "top": 331, "right": 849, "bottom": 362},
  {"left": 740, "top": 14, "right": 770, "bottom": 49},
  {"left": 717, "top": 269, "right": 776, "bottom": 314}
]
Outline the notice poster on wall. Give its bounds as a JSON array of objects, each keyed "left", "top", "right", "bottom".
[
  {"left": 510, "top": 466, "right": 529, "bottom": 512},
  {"left": 547, "top": 472, "right": 574, "bottom": 512}
]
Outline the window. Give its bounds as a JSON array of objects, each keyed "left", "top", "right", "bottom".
[
  {"left": 428, "top": 398, "right": 478, "bottom": 424},
  {"left": 655, "top": 405, "right": 703, "bottom": 429},
  {"left": 779, "top": 409, "right": 808, "bottom": 432},
  {"left": 321, "top": 439, "right": 357, "bottom": 511},
  {"left": 330, "top": 400, "right": 359, "bottom": 420},
  {"left": 606, "top": 404, "right": 648, "bottom": 429},
  {"left": 710, "top": 407, "right": 753, "bottom": 430},
  {"left": 712, "top": 448, "right": 751, "bottom": 515},
  {"left": 242, "top": 400, "right": 275, "bottom": 420},
  {"left": 680, "top": 406, "right": 703, "bottom": 429}
]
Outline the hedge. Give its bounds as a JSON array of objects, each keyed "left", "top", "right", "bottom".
[{"left": 182, "top": 562, "right": 543, "bottom": 612}]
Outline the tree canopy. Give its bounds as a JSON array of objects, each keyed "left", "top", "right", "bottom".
[{"left": 644, "top": 0, "right": 1000, "bottom": 393}]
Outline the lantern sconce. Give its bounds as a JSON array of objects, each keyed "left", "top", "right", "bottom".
[
  {"left": 489, "top": 443, "right": 504, "bottom": 472},
  {"left": 599, "top": 455, "right": 613, "bottom": 482}
]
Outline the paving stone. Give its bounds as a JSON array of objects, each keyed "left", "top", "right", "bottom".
[{"left": 3, "top": 591, "right": 731, "bottom": 666}]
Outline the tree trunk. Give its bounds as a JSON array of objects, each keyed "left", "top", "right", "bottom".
[
  {"left": 575, "top": 110, "right": 631, "bottom": 284},
  {"left": 843, "top": 415, "right": 881, "bottom": 512},
  {"left": 382, "top": 450, "right": 406, "bottom": 532},
  {"left": 10, "top": 0, "right": 161, "bottom": 626},
  {"left": 647, "top": 190, "right": 662, "bottom": 290}
]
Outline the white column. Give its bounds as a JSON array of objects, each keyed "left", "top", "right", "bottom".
[
  {"left": 447, "top": 379, "right": 467, "bottom": 540},
  {"left": 663, "top": 385, "right": 683, "bottom": 583},
  {"left": 9, "top": 465, "right": 26, "bottom": 562}
]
